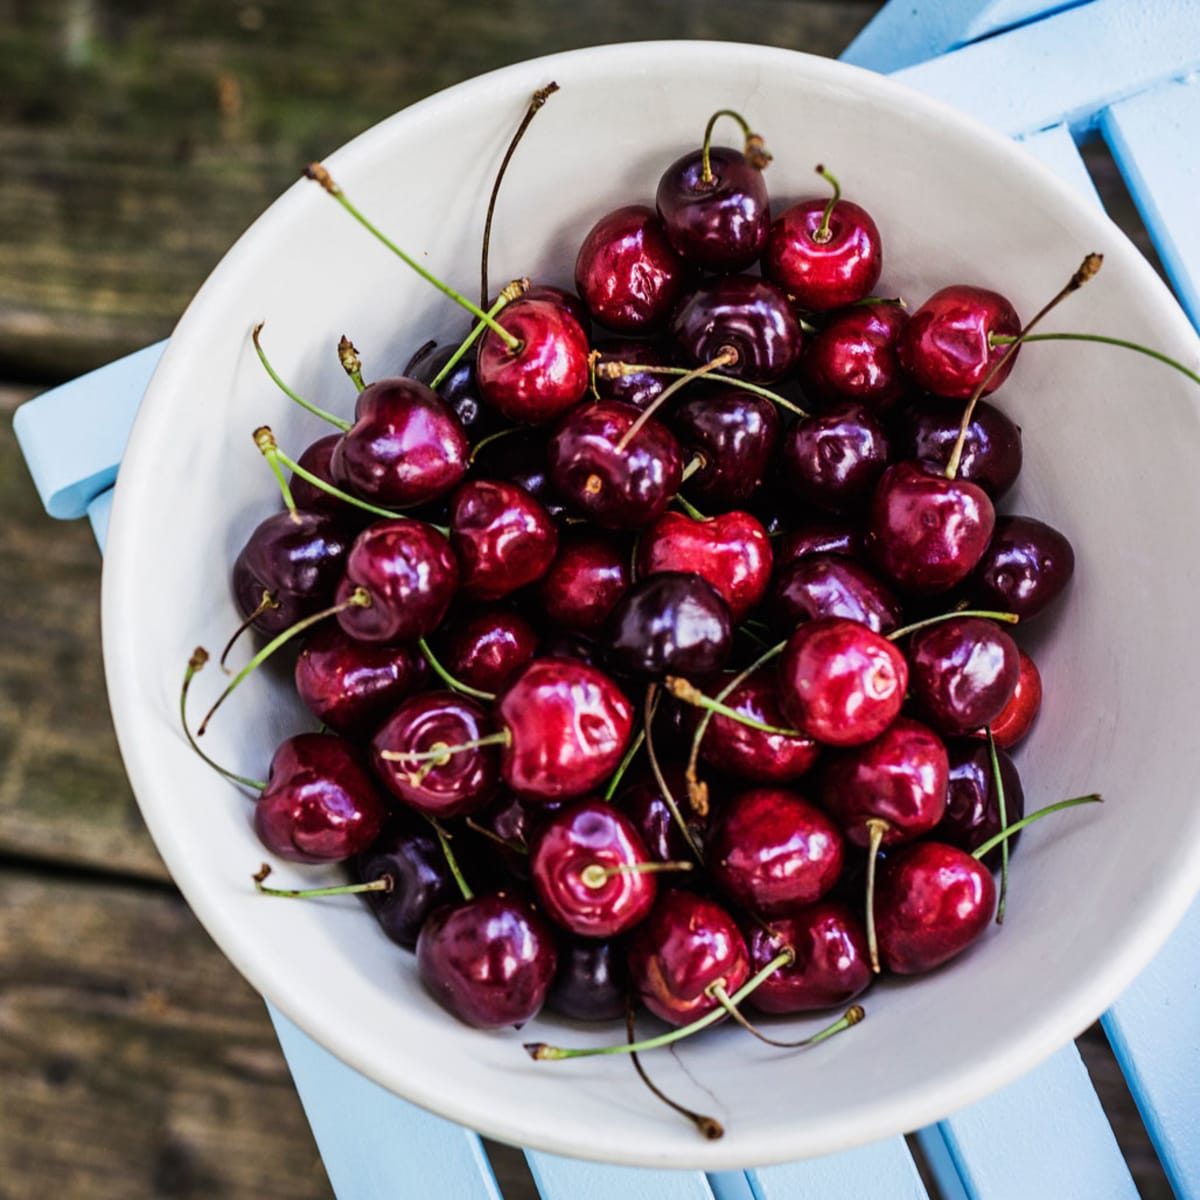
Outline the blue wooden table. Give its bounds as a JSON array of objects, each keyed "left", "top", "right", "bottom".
[{"left": 15, "top": 2, "right": 1200, "bottom": 1196}]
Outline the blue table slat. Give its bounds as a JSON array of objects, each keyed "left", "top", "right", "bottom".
[
  {"left": 1015, "top": 123, "right": 1102, "bottom": 207},
  {"left": 892, "top": 0, "right": 1200, "bottom": 138},
  {"left": 746, "top": 1137, "right": 929, "bottom": 1200},
  {"left": 525, "top": 1153, "right": 715, "bottom": 1200},
  {"left": 1101, "top": 77, "right": 1200, "bottom": 329}
]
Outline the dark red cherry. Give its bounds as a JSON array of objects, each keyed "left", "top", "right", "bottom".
[
  {"left": 769, "top": 553, "right": 902, "bottom": 636},
  {"left": 467, "top": 792, "right": 560, "bottom": 882},
  {"left": 497, "top": 658, "right": 634, "bottom": 802},
  {"left": 616, "top": 774, "right": 703, "bottom": 866},
  {"left": 370, "top": 691, "right": 500, "bottom": 818},
  {"left": 294, "top": 624, "right": 427, "bottom": 736},
  {"left": 605, "top": 572, "right": 732, "bottom": 681},
  {"left": 417, "top": 893, "right": 557, "bottom": 1028},
  {"left": 801, "top": 301, "right": 907, "bottom": 409},
  {"left": 336, "top": 519, "right": 457, "bottom": 644},
  {"left": 744, "top": 901, "right": 871, "bottom": 1014},
  {"left": 444, "top": 609, "right": 538, "bottom": 694},
  {"left": 233, "top": 509, "right": 351, "bottom": 635},
  {"left": 404, "top": 339, "right": 501, "bottom": 439},
  {"left": 895, "top": 396, "right": 1023, "bottom": 500},
  {"left": 547, "top": 400, "right": 683, "bottom": 530},
  {"left": 636, "top": 510, "right": 773, "bottom": 623},
  {"left": 980, "top": 648, "right": 1042, "bottom": 748},
  {"left": 290, "top": 434, "right": 348, "bottom": 514},
  {"left": 520, "top": 284, "right": 592, "bottom": 336},
  {"left": 778, "top": 617, "right": 908, "bottom": 747},
  {"left": 820, "top": 716, "right": 949, "bottom": 847},
  {"left": 898, "top": 285, "right": 1021, "bottom": 399},
  {"left": 908, "top": 616, "right": 1020, "bottom": 736},
  {"left": 538, "top": 630, "right": 600, "bottom": 667},
  {"left": 448, "top": 479, "right": 558, "bottom": 602},
  {"left": 865, "top": 462, "right": 996, "bottom": 595},
  {"left": 670, "top": 275, "right": 802, "bottom": 385},
  {"left": 656, "top": 146, "right": 769, "bottom": 272},
  {"left": 469, "top": 427, "right": 567, "bottom": 523},
  {"left": 330, "top": 377, "right": 468, "bottom": 507},
  {"left": 255, "top": 733, "right": 388, "bottom": 864},
  {"left": 774, "top": 519, "right": 865, "bottom": 566},
  {"left": 593, "top": 338, "right": 676, "bottom": 410},
  {"left": 538, "top": 532, "right": 631, "bottom": 633},
  {"left": 708, "top": 788, "right": 843, "bottom": 917},
  {"left": 875, "top": 842, "right": 995, "bottom": 974},
  {"left": 937, "top": 739, "right": 1025, "bottom": 870},
  {"left": 970, "top": 515, "right": 1075, "bottom": 619},
  {"left": 626, "top": 891, "right": 750, "bottom": 1026},
  {"left": 546, "top": 938, "right": 628, "bottom": 1022},
  {"left": 780, "top": 402, "right": 890, "bottom": 513},
  {"left": 574, "top": 205, "right": 689, "bottom": 334},
  {"left": 670, "top": 389, "right": 780, "bottom": 506},
  {"left": 530, "top": 799, "right": 659, "bottom": 938},
  {"left": 476, "top": 298, "right": 590, "bottom": 424}
]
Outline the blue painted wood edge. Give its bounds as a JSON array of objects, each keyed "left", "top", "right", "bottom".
[
  {"left": 746, "top": 1136, "right": 929, "bottom": 1200},
  {"left": 526, "top": 1153, "right": 716, "bottom": 1200}
]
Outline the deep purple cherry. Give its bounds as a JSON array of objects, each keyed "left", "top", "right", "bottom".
[
  {"left": 616, "top": 774, "right": 703, "bottom": 867},
  {"left": 774, "top": 519, "right": 865, "bottom": 566},
  {"left": 970, "top": 515, "right": 1075, "bottom": 619},
  {"left": 780, "top": 402, "right": 890, "bottom": 513},
  {"left": 290, "top": 434, "right": 349, "bottom": 514},
  {"left": 592, "top": 338, "right": 677, "bottom": 410},
  {"left": 937, "top": 739, "right": 1026, "bottom": 869},
  {"left": 769, "top": 553, "right": 901, "bottom": 635},
  {"left": 546, "top": 938, "right": 628, "bottom": 1022},
  {"left": 404, "top": 339, "right": 502, "bottom": 439},
  {"left": 670, "top": 388, "right": 780, "bottom": 505}
]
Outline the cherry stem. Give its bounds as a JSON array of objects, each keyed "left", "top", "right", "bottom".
[
  {"left": 480, "top": 83, "right": 559, "bottom": 310},
  {"left": 855, "top": 295, "right": 906, "bottom": 308},
  {"left": 673, "top": 493, "right": 708, "bottom": 521},
  {"left": 624, "top": 996, "right": 724, "bottom": 1139},
  {"left": 865, "top": 817, "right": 888, "bottom": 974},
  {"left": 615, "top": 350, "right": 739, "bottom": 454},
  {"left": 888, "top": 609, "right": 1019, "bottom": 641},
  {"left": 218, "top": 590, "right": 279, "bottom": 672},
  {"left": 464, "top": 818, "right": 529, "bottom": 856},
  {"left": 666, "top": 675, "right": 801, "bottom": 738},
  {"left": 379, "top": 729, "right": 512, "bottom": 765},
  {"left": 427, "top": 816, "right": 474, "bottom": 902},
  {"left": 989, "top": 331, "right": 1200, "bottom": 388},
  {"left": 946, "top": 252, "right": 1103, "bottom": 479},
  {"left": 985, "top": 726, "right": 1010, "bottom": 925},
  {"left": 700, "top": 108, "right": 771, "bottom": 184},
  {"left": 197, "top": 589, "right": 371, "bottom": 736},
  {"left": 304, "top": 163, "right": 522, "bottom": 352},
  {"left": 525, "top": 949, "right": 794, "bottom": 1060},
  {"left": 337, "top": 335, "right": 365, "bottom": 392},
  {"left": 972, "top": 793, "right": 1102, "bottom": 860},
  {"left": 685, "top": 642, "right": 786, "bottom": 818},
  {"left": 680, "top": 452, "right": 707, "bottom": 484},
  {"left": 432, "top": 278, "right": 529, "bottom": 391},
  {"left": 603, "top": 725, "right": 646, "bottom": 800},
  {"left": 468, "top": 424, "right": 521, "bottom": 467},
  {"left": 579, "top": 860, "right": 694, "bottom": 889},
  {"left": 253, "top": 426, "right": 300, "bottom": 515},
  {"left": 596, "top": 360, "right": 808, "bottom": 418},
  {"left": 179, "top": 648, "right": 267, "bottom": 791},
  {"left": 813, "top": 164, "right": 841, "bottom": 244},
  {"left": 416, "top": 637, "right": 497, "bottom": 702},
  {"left": 252, "top": 323, "right": 352, "bottom": 432},
  {"left": 252, "top": 863, "right": 393, "bottom": 899},
  {"left": 709, "top": 987, "right": 865, "bottom": 1049},
  {"left": 644, "top": 685, "right": 705, "bottom": 865}
]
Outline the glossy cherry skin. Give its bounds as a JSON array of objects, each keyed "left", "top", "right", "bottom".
[
  {"left": 290, "top": 434, "right": 347, "bottom": 514},
  {"left": 546, "top": 938, "right": 628, "bottom": 1021},
  {"left": 875, "top": 842, "right": 995, "bottom": 974},
  {"left": 530, "top": 799, "right": 659, "bottom": 938},
  {"left": 470, "top": 427, "right": 567, "bottom": 523},
  {"left": 547, "top": 400, "right": 683, "bottom": 530},
  {"left": 979, "top": 648, "right": 1042, "bottom": 748},
  {"left": 255, "top": 733, "right": 388, "bottom": 864},
  {"left": 769, "top": 553, "right": 902, "bottom": 636},
  {"left": 496, "top": 658, "right": 634, "bottom": 802},
  {"left": 294, "top": 624, "right": 427, "bottom": 736},
  {"left": 417, "top": 893, "right": 558, "bottom": 1029},
  {"left": 605, "top": 572, "right": 733, "bottom": 681},
  {"left": 764, "top": 197, "right": 882, "bottom": 311},
  {"left": 778, "top": 617, "right": 908, "bottom": 747},
  {"left": 895, "top": 396, "right": 1023, "bottom": 501},
  {"left": 476, "top": 298, "right": 590, "bottom": 424},
  {"left": 335, "top": 519, "right": 459, "bottom": 644},
  {"left": 671, "top": 275, "right": 803, "bottom": 385},
  {"left": 937, "top": 740, "right": 1025, "bottom": 869},
  {"left": 744, "top": 901, "right": 872, "bottom": 1014},
  {"left": 520, "top": 284, "right": 592, "bottom": 336},
  {"left": 444, "top": 609, "right": 538, "bottom": 693},
  {"left": 593, "top": 338, "right": 676, "bottom": 410},
  {"left": 656, "top": 146, "right": 770, "bottom": 272},
  {"left": 692, "top": 668, "right": 821, "bottom": 784},
  {"left": 626, "top": 891, "right": 751, "bottom": 1026},
  {"left": 616, "top": 775, "right": 703, "bottom": 867},
  {"left": 670, "top": 388, "right": 780, "bottom": 505},
  {"left": 970, "top": 515, "right": 1075, "bottom": 619},
  {"left": 448, "top": 479, "right": 558, "bottom": 602},
  {"left": 801, "top": 301, "right": 908, "bottom": 409},
  {"left": 774, "top": 519, "right": 865, "bottom": 566},
  {"left": 820, "top": 717, "right": 949, "bottom": 847},
  {"left": 898, "top": 285, "right": 1021, "bottom": 399},
  {"left": 574, "top": 204, "right": 689, "bottom": 334},
  {"left": 405, "top": 339, "right": 501, "bottom": 439},
  {"left": 331, "top": 377, "right": 468, "bottom": 507},
  {"left": 636, "top": 510, "right": 773, "bottom": 623},
  {"left": 467, "top": 792, "right": 559, "bottom": 882},
  {"left": 370, "top": 691, "right": 500, "bottom": 818},
  {"left": 865, "top": 461, "right": 996, "bottom": 595},
  {"left": 538, "top": 532, "right": 631, "bottom": 633},
  {"left": 233, "top": 509, "right": 351, "bottom": 634},
  {"left": 909, "top": 616, "right": 1020, "bottom": 736},
  {"left": 709, "top": 788, "right": 844, "bottom": 917},
  {"left": 780, "top": 402, "right": 891, "bottom": 513}
]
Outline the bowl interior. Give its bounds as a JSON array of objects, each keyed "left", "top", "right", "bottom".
[{"left": 102, "top": 42, "right": 1200, "bottom": 1169}]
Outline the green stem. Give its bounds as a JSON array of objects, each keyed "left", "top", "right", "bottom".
[
  {"left": 253, "top": 426, "right": 298, "bottom": 515},
  {"left": 643, "top": 686, "right": 705, "bottom": 865},
  {"left": 378, "top": 729, "right": 511, "bottom": 765},
  {"left": 709, "top": 987, "right": 864, "bottom": 1048},
  {"left": 468, "top": 424, "right": 522, "bottom": 467},
  {"left": 253, "top": 864, "right": 392, "bottom": 899},
  {"left": 972, "top": 794, "right": 1102, "bottom": 861},
  {"left": 615, "top": 350, "right": 738, "bottom": 453},
  {"left": 179, "top": 649, "right": 267, "bottom": 791},
  {"left": 989, "top": 331, "right": 1200, "bottom": 388},
  {"left": 986, "top": 727, "right": 1010, "bottom": 924},
  {"left": 700, "top": 108, "right": 769, "bottom": 182},
  {"left": 680, "top": 453, "right": 707, "bottom": 484},
  {"left": 888, "top": 609, "right": 1019, "bottom": 641},
  {"left": 813, "top": 164, "right": 841, "bottom": 244},
  {"left": 666, "top": 675, "right": 801, "bottom": 737},
  {"left": 603, "top": 726, "right": 646, "bottom": 800},
  {"left": 673, "top": 493, "right": 707, "bottom": 521},
  {"left": 252, "top": 323, "right": 352, "bottom": 431},
  {"left": 271, "top": 442, "right": 411, "bottom": 523},
  {"left": 417, "top": 637, "right": 497, "bottom": 702},
  {"left": 865, "top": 818, "right": 888, "bottom": 974},
  {"left": 596, "top": 360, "right": 808, "bottom": 417},
  {"left": 428, "top": 817, "right": 474, "bottom": 901},
  {"left": 431, "top": 281, "right": 527, "bottom": 390}
]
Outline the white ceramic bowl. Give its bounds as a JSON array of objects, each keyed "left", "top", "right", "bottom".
[{"left": 102, "top": 41, "right": 1200, "bottom": 1169}]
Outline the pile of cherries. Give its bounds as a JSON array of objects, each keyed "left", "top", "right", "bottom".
[{"left": 186, "top": 97, "right": 1106, "bottom": 1128}]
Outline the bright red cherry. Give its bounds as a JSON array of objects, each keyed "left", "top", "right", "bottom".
[
  {"left": 444, "top": 609, "right": 538, "bottom": 694},
  {"left": 979, "top": 648, "right": 1042, "bottom": 748},
  {"left": 801, "top": 301, "right": 908, "bottom": 409},
  {"left": 538, "top": 532, "right": 631, "bottom": 633}
]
